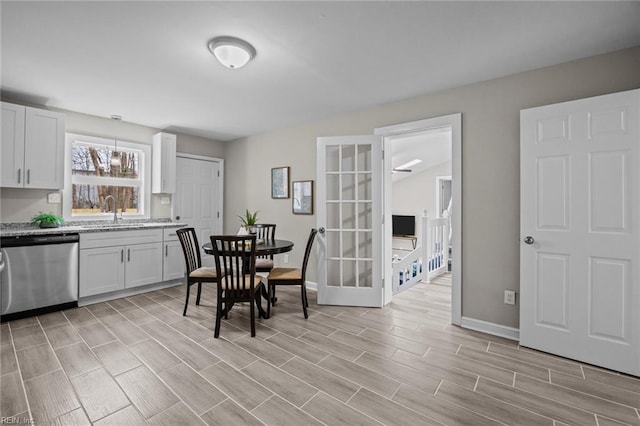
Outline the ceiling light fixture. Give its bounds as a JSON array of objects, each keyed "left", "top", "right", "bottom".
[
  {"left": 110, "top": 115, "right": 122, "bottom": 167},
  {"left": 208, "top": 36, "right": 256, "bottom": 69}
]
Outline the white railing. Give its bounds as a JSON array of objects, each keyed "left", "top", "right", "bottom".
[
  {"left": 392, "top": 212, "right": 449, "bottom": 294},
  {"left": 424, "top": 215, "right": 449, "bottom": 281}
]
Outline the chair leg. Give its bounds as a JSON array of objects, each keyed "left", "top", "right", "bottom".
[
  {"left": 266, "top": 283, "right": 272, "bottom": 318},
  {"left": 195, "top": 282, "right": 202, "bottom": 305},
  {"left": 271, "top": 286, "right": 277, "bottom": 306},
  {"left": 302, "top": 282, "right": 309, "bottom": 308},
  {"left": 250, "top": 294, "right": 256, "bottom": 337},
  {"left": 214, "top": 295, "right": 223, "bottom": 339},
  {"left": 301, "top": 283, "right": 309, "bottom": 319},
  {"left": 183, "top": 284, "right": 190, "bottom": 316}
]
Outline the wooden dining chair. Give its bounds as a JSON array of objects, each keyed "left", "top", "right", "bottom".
[
  {"left": 210, "top": 234, "right": 265, "bottom": 337},
  {"left": 176, "top": 228, "right": 223, "bottom": 317},
  {"left": 266, "top": 228, "right": 317, "bottom": 319},
  {"left": 253, "top": 224, "right": 277, "bottom": 273}
]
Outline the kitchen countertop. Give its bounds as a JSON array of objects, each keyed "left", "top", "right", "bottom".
[{"left": 0, "top": 220, "right": 187, "bottom": 238}]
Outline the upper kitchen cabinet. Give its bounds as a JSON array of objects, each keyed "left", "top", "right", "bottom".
[
  {"left": 152, "top": 132, "right": 176, "bottom": 194},
  {"left": 1, "top": 102, "right": 66, "bottom": 189}
]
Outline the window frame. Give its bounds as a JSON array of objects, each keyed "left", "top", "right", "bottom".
[{"left": 63, "top": 133, "right": 151, "bottom": 221}]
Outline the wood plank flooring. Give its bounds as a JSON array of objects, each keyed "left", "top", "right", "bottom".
[{"left": 1, "top": 274, "right": 639, "bottom": 425}]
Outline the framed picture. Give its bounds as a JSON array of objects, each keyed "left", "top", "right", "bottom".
[
  {"left": 271, "top": 166, "right": 290, "bottom": 199},
  {"left": 292, "top": 180, "right": 313, "bottom": 214}
]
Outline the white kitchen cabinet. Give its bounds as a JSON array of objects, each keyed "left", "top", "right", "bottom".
[
  {"left": 79, "top": 229, "right": 164, "bottom": 297},
  {"left": 163, "top": 228, "right": 185, "bottom": 281},
  {"left": 79, "top": 246, "right": 126, "bottom": 297},
  {"left": 152, "top": 132, "right": 176, "bottom": 194},
  {"left": 0, "top": 102, "right": 65, "bottom": 189},
  {"left": 123, "top": 242, "right": 164, "bottom": 288}
]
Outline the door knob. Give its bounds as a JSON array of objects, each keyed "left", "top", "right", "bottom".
[
  {"left": 175, "top": 216, "right": 180, "bottom": 220},
  {"left": 523, "top": 236, "right": 535, "bottom": 245},
  {"left": 318, "top": 227, "right": 325, "bottom": 235}
]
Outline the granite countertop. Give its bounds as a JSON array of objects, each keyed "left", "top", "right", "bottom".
[{"left": 0, "top": 219, "right": 188, "bottom": 238}]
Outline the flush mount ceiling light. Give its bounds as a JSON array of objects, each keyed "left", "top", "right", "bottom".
[{"left": 208, "top": 36, "right": 256, "bottom": 69}]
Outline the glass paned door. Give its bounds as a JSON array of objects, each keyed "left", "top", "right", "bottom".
[{"left": 317, "top": 135, "right": 383, "bottom": 307}]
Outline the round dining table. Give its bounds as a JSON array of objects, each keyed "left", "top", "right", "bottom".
[{"left": 201, "top": 239, "right": 294, "bottom": 256}]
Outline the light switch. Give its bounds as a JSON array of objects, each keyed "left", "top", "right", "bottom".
[{"left": 47, "top": 192, "right": 61, "bottom": 204}]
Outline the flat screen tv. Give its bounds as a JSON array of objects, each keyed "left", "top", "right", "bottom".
[{"left": 392, "top": 215, "right": 415, "bottom": 237}]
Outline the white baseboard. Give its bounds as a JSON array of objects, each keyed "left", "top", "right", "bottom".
[
  {"left": 305, "top": 281, "right": 317, "bottom": 291},
  {"left": 460, "top": 316, "right": 520, "bottom": 341}
]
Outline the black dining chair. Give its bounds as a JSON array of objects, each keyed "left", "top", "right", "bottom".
[
  {"left": 176, "top": 228, "right": 223, "bottom": 317},
  {"left": 253, "top": 224, "right": 277, "bottom": 273},
  {"left": 266, "top": 229, "right": 317, "bottom": 319},
  {"left": 210, "top": 234, "right": 265, "bottom": 337}
]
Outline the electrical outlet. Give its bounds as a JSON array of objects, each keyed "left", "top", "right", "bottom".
[
  {"left": 284, "top": 254, "right": 289, "bottom": 263},
  {"left": 47, "top": 192, "right": 61, "bottom": 204},
  {"left": 504, "top": 290, "right": 516, "bottom": 305}
]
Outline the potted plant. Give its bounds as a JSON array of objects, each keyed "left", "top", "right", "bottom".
[
  {"left": 31, "top": 212, "right": 64, "bottom": 229},
  {"left": 238, "top": 209, "right": 259, "bottom": 234}
]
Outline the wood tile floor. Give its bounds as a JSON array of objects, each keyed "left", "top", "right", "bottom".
[{"left": 1, "top": 274, "right": 639, "bottom": 425}]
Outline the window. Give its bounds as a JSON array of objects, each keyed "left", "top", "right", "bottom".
[{"left": 64, "top": 133, "right": 151, "bottom": 220}]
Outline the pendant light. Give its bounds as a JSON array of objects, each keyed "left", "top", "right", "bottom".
[{"left": 111, "top": 115, "right": 122, "bottom": 167}]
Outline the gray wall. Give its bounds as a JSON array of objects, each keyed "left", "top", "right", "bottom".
[
  {"left": 224, "top": 46, "right": 640, "bottom": 329},
  {"left": 0, "top": 107, "right": 225, "bottom": 222}
]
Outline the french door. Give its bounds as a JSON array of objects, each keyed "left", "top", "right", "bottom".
[
  {"left": 520, "top": 89, "right": 639, "bottom": 375},
  {"left": 316, "top": 135, "right": 383, "bottom": 307}
]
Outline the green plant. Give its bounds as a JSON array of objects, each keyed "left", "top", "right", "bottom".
[
  {"left": 31, "top": 212, "right": 64, "bottom": 225},
  {"left": 238, "top": 209, "right": 259, "bottom": 226}
]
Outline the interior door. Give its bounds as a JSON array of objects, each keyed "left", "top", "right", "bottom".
[
  {"left": 520, "top": 89, "right": 639, "bottom": 375},
  {"left": 316, "top": 135, "right": 383, "bottom": 307},
  {"left": 175, "top": 156, "right": 221, "bottom": 267}
]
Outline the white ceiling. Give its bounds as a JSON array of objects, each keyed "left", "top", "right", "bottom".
[
  {"left": 390, "top": 127, "right": 452, "bottom": 182},
  {"left": 2, "top": 2, "right": 639, "bottom": 142}
]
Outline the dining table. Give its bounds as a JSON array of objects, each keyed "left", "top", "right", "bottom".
[
  {"left": 202, "top": 238, "right": 294, "bottom": 319},
  {"left": 201, "top": 238, "right": 294, "bottom": 257}
]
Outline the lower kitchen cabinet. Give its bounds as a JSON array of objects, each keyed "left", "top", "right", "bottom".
[
  {"left": 163, "top": 228, "right": 185, "bottom": 281},
  {"left": 79, "top": 229, "right": 164, "bottom": 298},
  {"left": 79, "top": 246, "right": 126, "bottom": 297}
]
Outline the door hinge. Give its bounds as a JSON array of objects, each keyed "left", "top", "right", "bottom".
[
  {"left": 217, "top": 171, "right": 220, "bottom": 177},
  {"left": 381, "top": 150, "right": 384, "bottom": 160},
  {"left": 217, "top": 212, "right": 220, "bottom": 218}
]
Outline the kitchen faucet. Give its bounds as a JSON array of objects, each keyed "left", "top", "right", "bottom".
[{"left": 103, "top": 195, "right": 120, "bottom": 224}]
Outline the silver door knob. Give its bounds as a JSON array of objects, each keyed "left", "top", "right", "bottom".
[
  {"left": 524, "top": 236, "right": 535, "bottom": 245},
  {"left": 318, "top": 227, "right": 325, "bottom": 235}
]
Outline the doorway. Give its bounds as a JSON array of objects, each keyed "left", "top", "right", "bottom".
[{"left": 375, "top": 113, "right": 462, "bottom": 325}]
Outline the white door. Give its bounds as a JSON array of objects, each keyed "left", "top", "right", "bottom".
[
  {"left": 316, "top": 135, "right": 383, "bottom": 307},
  {"left": 175, "top": 156, "right": 221, "bottom": 267},
  {"left": 520, "top": 89, "right": 639, "bottom": 376}
]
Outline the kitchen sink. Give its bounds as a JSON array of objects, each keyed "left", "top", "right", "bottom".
[{"left": 80, "top": 223, "right": 143, "bottom": 229}]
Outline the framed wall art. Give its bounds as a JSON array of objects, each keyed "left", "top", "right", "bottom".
[
  {"left": 292, "top": 180, "right": 313, "bottom": 214},
  {"left": 271, "top": 166, "right": 290, "bottom": 199}
]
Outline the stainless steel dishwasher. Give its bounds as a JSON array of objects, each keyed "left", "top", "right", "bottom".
[{"left": 1, "top": 233, "right": 79, "bottom": 322}]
